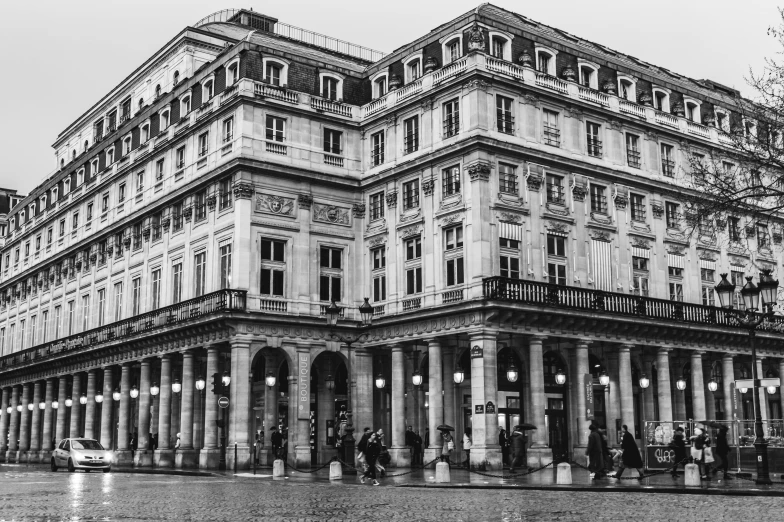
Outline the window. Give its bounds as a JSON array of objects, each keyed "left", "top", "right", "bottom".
[
  {"left": 371, "top": 131, "right": 385, "bottom": 166},
  {"left": 172, "top": 202, "right": 183, "bottom": 231},
  {"left": 322, "top": 76, "right": 339, "bottom": 100},
  {"left": 35, "top": 235, "right": 41, "bottom": 252},
  {"left": 491, "top": 36, "right": 508, "bottom": 59},
  {"left": 53, "top": 306, "right": 61, "bottom": 339},
  {"left": 194, "top": 190, "right": 207, "bottom": 221},
  {"left": 403, "top": 116, "right": 419, "bottom": 154},
  {"left": 701, "top": 267, "right": 715, "bottom": 282},
  {"left": 113, "top": 282, "right": 123, "bottom": 321},
  {"left": 757, "top": 224, "right": 770, "bottom": 248},
  {"left": 122, "top": 136, "right": 132, "bottom": 157},
  {"left": 632, "top": 256, "right": 648, "bottom": 271},
  {"left": 40, "top": 311, "right": 48, "bottom": 343},
  {"left": 500, "top": 243, "right": 520, "bottom": 279},
  {"left": 97, "top": 289, "right": 106, "bottom": 326},
  {"left": 136, "top": 171, "right": 144, "bottom": 194},
  {"left": 579, "top": 64, "right": 597, "bottom": 89},
  {"left": 547, "top": 263, "right": 567, "bottom": 286},
  {"left": 590, "top": 185, "right": 607, "bottom": 214},
  {"left": 266, "top": 115, "right": 285, "bottom": 142},
  {"left": 219, "top": 178, "right": 232, "bottom": 210},
  {"left": 373, "top": 75, "right": 387, "bottom": 99},
  {"left": 372, "top": 247, "right": 386, "bottom": 270},
  {"left": 260, "top": 239, "right": 285, "bottom": 296},
  {"left": 141, "top": 124, "right": 150, "bottom": 144},
  {"left": 685, "top": 101, "right": 700, "bottom": 122},
  {"left": 323, "top": 129, "right": 342, "bottom": 154},
  {"left": 227, "top": 62, "right": 239, "bottom": 85},
  {"left": 445, "top": 37, "right": 461, "bottom": 64},
  {"left": 176, "top": 146, "right": 185, "bottom": 169},
  {"left": 443, "top": 98, "right": 460, "bottom": 138},
  {"left": 319, "top": 247, "right": 342, "bottom": 302},
  {"left": 442, "top": 166, "right": 461, "bottom": 197},
  {"left": 102, "top": 194, "right": 109, "bottom": 212},
  {"left": 406, "top": 266, "right": 423, "bottom": 294},
  {"left": 223, "top": 117, "right": 233, "bottom": 143},
  {"left": 181, "top": 96, "right": 191, "bottom": 115},
  {"left": 731, "top": 271, "right": 745, "bottom": 309},
  {"left": 107, "top": 148, "right": 115, "bottom": 165},
  {"left": 626, "top": 134, "right": 641, "bottom": 168},
  {"left": 446, "top": 257, "right": 464, "bottom": 286},
  {"left": 369, "top": 192, "right": 384, "bottom": 221},
  {"left": 373, "top": 274, "right": 386, "bottom": 302},
  {"left": 171, "top": 262, "right": 183, "bottom": 303},
  {"left": 129, "top": 277, "right": 141, "bottom": 316},
  {"left": 219, "top": 243, "right": 232, "bottom": 289},
  {"left": 669, "top": 282, "right": 684, "bottom": 302},
  {"left": 265, "top": 62, "right": 282, "bottom": 86},
  {"left": 194, "top": 252, "right": 206, "bottom": 297},
  {"left": 118, "top": 183, "right": 126, "bottom": 202},
  {"left": 203, "top": 79, "right": 214, "bottom": 100},
  {"left": 653, "top": 90, "right": 670, "bottom": 112},
  {"left": 160, "top": 110, "right": 170, "bottom": 130},
  {"left": 401, "top": 179, "right": 419, "bottom": 210},
  {"left": 156, "top": 159, "right": 164, "bottom": 181},
  {"left": 546, "top": 174, "right": 564, "bottom": 204},
  {"left": 59, "top": 218, "right": 66, "bottom": 237},
  {"left": 47, "top": 228, "right": 53, "bottom": 245},
  {"left": 80, "top": 295, "right": 89, "bottom": 332},
  {"left": 173, "top": 70, "right": 180, "bottom": 86},
  {"left": 198, "top": 132, "right": 209, "bottom": 157},
  {"left": 496, "top": 95, "right": 513, "bottom": 134},
  {"left": 498, "top": 163, "right": 518, "bottom": 194},
  {"left": 665, "top": 202, "right": 680, "bottom": 229},
  {"left": 406, "top": 58, "right": 421, "bottom": 83},
  {"left": 537, "top": 51, "right": 553, "bottom": 74},
  {"left": 132, "top": 223, "right": 142, "bottom": 250},
  {"left": 632, "top": 275, "right": 649, "bottom": 297},
  {"left": 661, "top": 143, "right": 675, "bottom": 177},
  {"left": 630, "top": 194, "right": 646, "bottom": 221},
  {"left": 547, "top": 234, "right": 566, "bottom": 257},
  {"left": 701, "top": 286, "right": 715, "bottom": 306},
  {"left": 618, "top": 77, "right": 636, "bottom": 102},
  {"left": 543, "top": 109, "right": 560, "bottom": 147},
  {"left": 155, "top": 84, "right": 162, "bottom": 99},
  {"left": 668, "top": 266, "right": 684, "bottom": 278},
  {"left": 406, "top": 237, "right": 422, "bottom": 261},
  {"left": 86, "top": 204, "right": 93, "bottom": 224},
  {"left": 72, "top": 212, "right": 79, "bottom": 230},
  {"left": 586, "top": 122, "right": 602, "bottom": 157},
  {"left": 20, "top": 319, "right": 26, "bottom": 349},
  {"left": 444, "top": 226, "right": 464, "bottom": 250}
]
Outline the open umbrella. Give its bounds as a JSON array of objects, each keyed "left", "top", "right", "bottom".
[
  {"left": 437, "top": 424, "right": 455, "bottom": 432},
  {"left": 696, "top": 420, "right": 723, "bottom": 429},
  {"left": 269, "top": 426, "right": 279, "bottom": 431},
  {"left": 514, "top": 423, "right": 538, "bottom": 431}
]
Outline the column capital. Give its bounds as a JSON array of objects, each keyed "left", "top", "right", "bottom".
[
  {"left": 426, "top": 337, "right": 443, "bottom": 347},
  {"left": 389, "top": 344, "right": 405, "bottom": 353},
  {"left": 529, "top": 334, "right": 547, "bottom": 343},
  {"left": 619, "top": 343, "right": 635, "bottom": 351},
  {"left": 159, "top": 353, "right": 172, "bottom": 361},
  {"left": 690, "top": 350, "right": 706, "bottom": 357},
  {"left": 574, "top": 339, "right": 591, "bottom": 349},
  {"left": 657, "top": 347, "right": 670, "bottom": 354},
  {"left": 618, "top": 346, "right": 631, "bottom": 354},
  {"left": 468, "top": 330, "right": 498, "bottom": 343},
  {"left": 722, "top": 353, "right": 734, "bottom": 362}
]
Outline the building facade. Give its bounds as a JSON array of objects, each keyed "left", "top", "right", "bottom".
[{"left": 0, "top": 5, "right": 782, "bottom": 471}]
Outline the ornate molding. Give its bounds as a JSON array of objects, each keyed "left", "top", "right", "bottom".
[
  {"left": 608, "top": 119, "right": 623, "bottom": 131},
  {"left": 565, "top": 105, "right": 583, "bottom": 121},
  {"left": 651, "top": 202, "right": 664, "bottom": 219},
  {"left": 256, "top": 194, "right": 295, "bottom": 216},
  {"left": 571, "top": 185, "right": 586, "bottom": 202},
  {"left": 422, "top": 178, "right": 435, "bottom": 196},
  {"left": 466, "top": 21, "right": 485, "bottom": 52},
  {"left": 368, "top": 236, "right": 387, "bottom": 247},
  {"left": 545, "top": 202, "right": 569, "bottom": 216},
  {"left": 298, "top": 194, "right": 313, "bottom": 209},
  {"left": 590, "top": 212, "right": 612, "bottom": 225},
  {"left": 312, "top": 204, "right": 350, "bottom": 226},
  {"left": 630, "top": 236, "right": 651, "bottom": 249},
  {"left": 613, "top": 194, "right": 628, "bottom": 209},
  {"left": 233, "top": 181, "right": 254, "bottom": 200},
  {"left": 385, "top": 191, "right": 398, "bottom": 208},
  {"left": 465, "top": 78, "right": 489, "bottom": 92},
  {"left": 520, "top": 94, "right": 539, "bottom": 107},
  {"left": 439, "top": 194, "right": 462, "bottom": 211},
  {"left": 589, "top": 230, "right": 611, "bottom": 242},
  {"left": 351, "top": 203, "right": 366, "bottom": 219},
  {"left": 399, "top": 209, "right": 421, "bottom": 223},
  {"left": 630, "top": 221, "right": 651, "bottom": 233},
  {"left": 665, "top": 244, "right": 686, "bottom": 255},
  {"left": 399, "top": 225, "right": 422, "bottom": 239},
  {"left": 697, "top": 250, "right": 718, "bottom": 261},
  {"left": 527, "top": 174, "right": 543, "bottom": 191},
  {"left": 466, "top": 161, "right": 492, "bottom": 182},
  {"left": 440, "top": 213, "right": 465, "bottom": 227},
  {"left": 545, "top": 221, "right": 570, "bottom": 234}
]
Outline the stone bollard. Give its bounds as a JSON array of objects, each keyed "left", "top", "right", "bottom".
[
  {"left": 556, "top": 462, "right": 572, "bottom": 484},
  {"left": 329, "top": 460, "right": 343, "bottom": 480},
  {"left": 435, "top": 461, "right": 451, "bottom": 483},
  {"left": 273, "top": 459, "right": 285, "bottom": 478},
  {"left": 684, "top": 463, "right": 700, "bottom": 486}
]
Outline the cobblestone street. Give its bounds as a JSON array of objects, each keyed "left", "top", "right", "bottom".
[{"left": 0, "top": 468, "right": 782, "bottom": 522}]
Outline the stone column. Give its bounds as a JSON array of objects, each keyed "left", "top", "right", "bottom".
[
  {"left": 0, "top": 388, "right": 9, "bottom": 458},
  {"left": 703, "top": 358, "right": 717, "bottom": 421},
  {"left": 41, "top": 378, "right": 55, "bottom": 461},
  {"left": 84, "top": 369, "right": 97, "bottom": 440},
  {"left": 55, "top": 376, "right": 67, "bottom": 445},
  {"left": 100, "top": 368, "right": 114, "bottom": 449},
  {"left": 756, "top": 358, "right": 769, "bottom": 428},
  {"left": 405, "top": 352, "right": 417, "bottom": 433},
  {"left": 389, "top": 345, "right": 409, "bottom": 467},
  {"left": 468, "top": 332, "right": 502, "bottom": 470},
  {"left": 30, "top": 381, "right": 43, "bottom": 460},
  {"left": 528, "top": 335, "right": 551, "bottom": 466},
  {"left": 641, "top": 355, "right": 655, "bottom": 426},
  {"left": 618, "top": 346, "right": 636, "bottom": 442},
  {"left": 7, "top": 386, "right": 20, "bottom": 458},
  {"left": 286, "top": 375, "right": 297, "bottom": 464},
  {"left": 424, "top": 339, "right": 444, "bottom": 465},
  {"left": 690, "top": 351, "right": 707, "bottom": 421},
  {"left": 19, "top": 383, "right": 31, "bottom": 460},
  {"left": 606, "top": 353, "right": 621, "bottom": 446},
  {"left": 779, "top": 360, "right": 784, "bottom": 428},
  {"left": 261, "top": 355, "right": 279, "bottom": 466},
  {"left": 134, "top": 359, "right": 153, "bottom": 467},
  {"left": 354, "top": 348, "right": 374, "bottom": 450},
  {"left": 442, "top": 347, "right": 456, "bottom": 445},
  {"left": 116, "top": 364, "right": 132, "bottom": 465},
  {"left": 656, "top": 349, "right": 673, "bottom": 422},
  {"left": 155, "top": 355, "right": 174, "bottom": 467},
  {"left": 573, "top": 341, "right": 591, "bottom": 454},
  {"left": 200, "top": 346, "right": 221, "bottom": 469},
  {"left": 192, "top": 380, "right": 203, "bottom": 451},
  {"left": 291, "top": 344, "right": 311, "bottom": 469},
  {"left": 176, "top": 350, "right": 198, "bottom": 468},
  {"left": 316, "top": 364, "right": 336, "bottom": 465},
  {"left": 69, "top": 373, "right": 82, "bottom": 439},
  {"left": 228, "top": 340, "right": 251, "bottom": 470}
]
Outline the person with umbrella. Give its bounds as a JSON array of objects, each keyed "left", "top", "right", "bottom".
[
  {"left": 615, "top": 424, "right": 644, "bottom": 480},
  {"left": 270, "top": 426, "right": 283, "bottom": 460},
  {"left": 437, "top": 425, "right": 455, "bottom": 465},
  {"left": 509, "top": 424, "right": 535, "bottom": 472},
  {"left": 586, "top": 424, "right": 605, "bottom": 479},
  {"left": 498, "top": 426, "right": 509, "bottom": 467}
]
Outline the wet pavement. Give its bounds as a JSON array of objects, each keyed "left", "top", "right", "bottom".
[{"left": 2, "top": 463, "right": 784, "bottom": 521}]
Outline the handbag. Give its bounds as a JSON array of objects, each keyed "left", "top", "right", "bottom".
[{"left": 703, "top": 447, "right": 715, "bottom": 464}]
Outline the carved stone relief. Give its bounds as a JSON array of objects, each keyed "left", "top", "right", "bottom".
[
  {"left": 312, "top": 204, "right": 350, "bottom": 226},
  {"left": 256, "top": 194, "right": 295, "bottom": 216}
]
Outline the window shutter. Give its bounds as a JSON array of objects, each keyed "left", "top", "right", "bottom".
[
  {"left": 499, "top": 222, "right": 522, "bottom": 241},
  {"left": 591, "top": 239, "right": 612, "bottom": 291},
  {"left": 631, "top": 247, "right": 650, "bottom": 259},
  {"left": 667, "top": 254, "right": 685, "bottom": 268}
]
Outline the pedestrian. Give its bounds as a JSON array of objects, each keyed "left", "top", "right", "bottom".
[
  {"left": 462, "top": 428, "right": 472, "bottom": 468},
  {"left": 414, "top": 430, "right": 423, "bottom": 465},
  {"left": 441, "top": 430, "right": 454, "bottom": 465},
  {"left": 424, "top": 428, "right": 430, "bottom": 450},
  {"left": 498, "top": 427, "right": 508, "bottom": 467},
  {"left": 615, "top": 425, "right": 644, "bottom": 480},
  {"left": 360, "top": 432, "right": 381, "bottom": 486},
  {"left": 271, "top": 427, "right": 283, "bottom": 460},
  {"left": 714, "top": 425, "right": 732, "bottom": 480},
  {"left": 336, "top": 405, "right": 348, "bottom": 447},
  {"left": 375, "top": 429, "right": 387, "bottom": 476},
  {"left": 356, "top": 427, "right": 371, "bottom": 473},
  {"left": 599, "top": 426, "right": 613, "bottom": 474},
  {"left": 174, "top": 433, "right": 181, "bottom": 450},
  {"left": 509, "top": 427, "right": 525, "bottom": 473},
  {"left": 690, "top": 428, "right": 710, "bottom": 480},
  {"left": 668, "top": 426, "right": 686, "bottom": 478},
  {"left": 586, "top": 424, "right": 605, "bottom": 479},
  {"left": 405, "top": 426, "right": 416, "bottom": 463}
]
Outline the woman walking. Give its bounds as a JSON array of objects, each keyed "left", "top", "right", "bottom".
[
  {"left": 715, "top": 425, "right": 732, "bottom": 480},
  {"left": 509, "top": 427, "right": 525, "bottom": 473},
  {"left": 586, "top": 424, "right": 605, "bottom": 479},
  {"left": 615, "top": 425, "right": 644, "bottom": 480},
  {"left": 462, "top": 428, "right": 472, "bottom": 468},
  {"left": 360, "top": 432, "right": 381, "bottom": 486},
  {"left": 441, "top": 430, "right": 454, "bottom": 465}
]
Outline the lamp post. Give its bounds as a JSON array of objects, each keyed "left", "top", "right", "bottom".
[
  {"left": 324, "top": 298, "right": 374, "bottom": 473},
  {"left": 715, "top": 269, "right": 779, "bottom": 485},
  {"left": 639, "top": 374, "right": 650, "bottom": 443}
]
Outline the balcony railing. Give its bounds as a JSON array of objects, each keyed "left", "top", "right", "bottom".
[
  {"left": 577, "top": 85, "right": 609, "bottom": 107},
  {"left": 395, "top": 79, "right": 422, "bottom": 103},
  {"left": 0, "top": 289, "right": 247, "bottom": 371},
  {"left": 535, "top": 73, "right": 568, "bottom": 94},
  {"left": 687, "top": 121, "right": 711, "bottom": 139},
  {"left": 433, "top": 58, "right": 467, "bottom": 85},
  {"left": 311, "top": 97, "right": 352, "bottom": 117},
  {"left": 655, "top": 111, "right": 679, "bottom": 128},
  {"left": 483, "top": 277, "right": 784, "bottom": 333},
  {"left": 254, "top": 82, "right": 299, "bottom": 104},
  {"left": 619, "top": 99, "right": 645, "bottom": 119}
]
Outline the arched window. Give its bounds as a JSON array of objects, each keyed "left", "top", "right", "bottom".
[
  {"left": 202, "top": 79, "right": 214, "bottom": 100},
  {"left": 180, "top": 96, "right": 191, "bottom": 116},
  {"left": 173, "top": 70, "right": 180, "bottom": 86},
  {"left": 319, "top": 72, "right": 344, "bottom": 101},
  {"left": 84, "top": 140, "right": 89, "bottom": 151},
  {"left": 653, "top": 90, "right": 670, "bottom": 112},
  {"left": 160, "top": 109, "right": 170, "bottom": 130},
  {"left": 577, "top": 60, "right": 599, "bottom": 90},
  {"left": 683, "top": 97, "right": 701, "bottom": 123},
  {"left": 617, "top": 75, "right": 637, "bottom": 102},
  {"left": 403, "top": 53, "right": 423, "bottom": 84},
  {"left": 60, "top": 158, "right": 65, "bottom": 169},
  {"left": 263, "top": 58, "right": 289, "bottom": 87},
  {"left": 371, "top": 72, "right": 388, "bottom": 99},
  {"left": 535, "top": 45, "right": 558, "bottom": 76},
  {"left": 491, "top": 35, "right": 507, "bottom": 59},
  {"left": 440, "top": 33, "right": 463, "bottom": 65},
  {"left": 226, "top": 60, "right": 239, "bottom": 85},
  {"left": 138, "top": 98, "right": 145, "bottom": 110},
  {"left": 155, "top": 84, "right": 162, "bottom": 99}
]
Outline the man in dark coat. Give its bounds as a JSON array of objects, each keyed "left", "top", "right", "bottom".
[
  {"left": 405, "top": 426, "right": 416, "bottom": 463},
  {"left": 498, "top": 427, "right": 509, "bottom": 467},
  {"left": 586, "top": 424, "right": 605, "bottom": 479},
  {"left": 357, "top": 427, "right": 372, "bottom": 474},
  {"left": 509, "top": 428, "right": 525, "bottom": 472},
  {"left": 615, "top": 424, "right": 644, "bottom": 479},
  {"left": 271, "top": 427, "right": 283, "bottom": 460},
  {"left": 413, "top": 431, "right": 423, "bottom": 465},
  {"left": 669, "top": 426, "right": 686, "bottom": 478},
  {"left": 715, "top": 425, "right": 732, "bottom": 480},
  {"left": 360, "top": 433, "right": 382, "bottom": 486}
]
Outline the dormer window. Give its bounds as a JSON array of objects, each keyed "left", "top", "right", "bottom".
[
  {"left": 653, "top": 89, "right": 670, "bottom": 112},
  {"left": 107, "top": 147, "right": 115, "bottom": 165},
  {"left": 84, "top": 140, "right": 89, "bottom": 152},
  {"left": 580, "top": 66, "right": 593, "bottom": 88},
  {"left": 122, "top": 136, "right": 132, "bottom": 157},
  {"left": 403, "top": 53, "right": 423, "bottom": 84},
  {"left": 263, "top": 58, "right": 289, "bottom": 87},
  {"left": 40, "top": 195, "right": 47, "bottom": 209},
  {"left": 120, "top": 97, "right": 131, "bottom": 120},
  {"left": 63, "top": 178, "right": 71, "bottom": 196},
  {"left": 489, "top": 33, "right": 512, "bottom": 61},
  {"left": 20, "top": 210, "right": 25, "bottom": 223},
  {"left": 535, "top": 46, "right": 557, "bottom": 76},
  {"left": 52, "top": 187, "right": 58, "bottom": 202},
  {"left": 226, "top": 60, "right": 239, "bottom": 85},
  {"left": 577, "top": 60, "right": 599, "bottom": 89},
  {"left": 684, "top": 97, "right": 701, "bottom": 123},
  {"left": 181, "top": 96, "right": 191, "bottom": 116},
  {"left": 443, "top": 36, "right": 462, "bottom": 64},
  {"left": 203, "top": 79, "right": 214, "bottom": 100},
  {"left": 77, "top": 168, "right": 85, "bottom": 186},
  {"left": 319, "top": 72, "right": 344, "bottom": 101},
  {"left": 266, "top": 63, "right": 281, "bottom": 85},
  {"left": 160, "top": 109, "right": 170, "bottom": 130},
  {"left": 716, "top": 110, "right": 729, "bottom": 132},
  {"left": 138, "top": 98, "right": 145, "bottom": 111},
  {"left": 155, "top": 84, "right": 162, "bottom": 99},
  {"left": 745, "top": 120, "right": 757, "bottom": 141},
  {"left": 141, "top": 123, "right": 150, "bottom": 143},
  {"left": 617, "top": 75, "right": 637, "bottom": 102},
  {"left": 29, "top": 204, "right": 35, "bottom": 218},
  {"left": 372, "top": 73, "right": 388, "bottom": 99},
  {"left": 173, "top": 70, "right": 180, "bottom": 86},
  {"left": 60, "top": 158, "right": 65, "bottom": 169},
  {"left": 90, "top": 158, "right": 99, "bottom": 176}
]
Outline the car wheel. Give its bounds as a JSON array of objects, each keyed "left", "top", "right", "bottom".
[
  {"left": 67, "top": 459, "right": 75, "bottom": 473},
  {"left": 103, "top": 467, "right": 111, "bottom": 473},
  {"left": 50, "top": 458, "right": 58, "bottom": 472}
]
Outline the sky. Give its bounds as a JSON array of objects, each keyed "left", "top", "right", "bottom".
[{"left": 0, "top": 0, "right": 779, "bottom": 195}]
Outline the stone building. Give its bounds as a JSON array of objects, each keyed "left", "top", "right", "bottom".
[{"left": 0, "top": 5, "right": 782, "bottom": 471}]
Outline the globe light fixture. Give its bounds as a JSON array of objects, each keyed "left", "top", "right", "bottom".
[
  {"left": 79, "top": 394, "right": 87, "bottom": 405},
  {"left": 222, "top": 371, "right": 231, "bottom": 387},
  {"left": 6, "top": 406, "right": 12, "bottom": 414},
  {"left": 599, "top": 371, "right": 610, "bottom": 387},
  {"left": 65, "top": 397, "right": 73, "bottom": 408},
  {"left": 767, "top": 386, "right": 778, "bottom": 395},
  {"left": 130, "top": 384, "right": 139, "bottom": 399},
  {"left": 52, "top": 400, "right": 59, "bottom": 410},
  {"left": 172, "top": 379, "right": 182, "bottom": 394},
  {"left": 453, "top": 366, "right": 465, "bottom": 384},
  {"left": 639, "top": 374, "right": 650, "bottom": 389},
  {"left": 264, "top": 372, "right": 276, "bottom": 388},
  {"left": 676, "top": 377, "right": 687, "bottom": 391},
  {"left": 27, "top": 403, "right": 34, "bottom": 411},
  {"left": 95, "top": 392, "right": 104, "bottom": 403},
  {"left": 16, "top": 404, "right": 22, "bottom": 412},
  {"left": 375, "top": 373, "right": 386, "bottom": 389},
  {"left": 195, "top": 376, "right": 206, "bottom": 391},
  {"left": 412, "top": 370, "right": 423, "bottom": 387},
  {"left": 325, "top": 374, "right": 335, "bottom": 391},
  {"left": 150, "top": 382, "right": 160, "bottom": 396},
  {"left": 708, "top": 379, "right": 718, "bottom": 393},
  {"left": 112, "top": 388, "right": 121, "bottom": 402},
  {"left": 554, "top": 369, "right": 567, "bottom": 385},
  {"left": 506, "top": 361, "right": 519, "bottom": 383},
  {"left": 740, "top": 387, "right": 749, "bottom": 394},
  {"left": 38, "top": 401, "right": 46, "bottom": 410}
]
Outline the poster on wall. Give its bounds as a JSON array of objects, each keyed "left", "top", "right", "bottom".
[
  {"left": 585, "top": 374, "right": 594, "bottom": 420},
  {"left": 298, "top": 352, "right": 310, "bottom": 420}
]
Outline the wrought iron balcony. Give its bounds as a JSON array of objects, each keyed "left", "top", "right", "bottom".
[
  {"left": 482, "top": 276, "right": 784, "bottom": 333},
  {"left": 0, "top": 289, "right": 247, "bottom": 371}
]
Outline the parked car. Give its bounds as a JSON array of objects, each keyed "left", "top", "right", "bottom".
[{"left": 51, "top": 438, "right": 112, "bottom": 473}]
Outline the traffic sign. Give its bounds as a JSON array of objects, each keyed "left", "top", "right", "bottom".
[{"left": 218, "top": 396, "right": 229, "bottom": 409}]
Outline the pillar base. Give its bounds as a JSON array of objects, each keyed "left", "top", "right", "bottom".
[
  {"left": 114, "top": 450, "right": 134, "bottom": 467},
  {"left": 38, "top": 451, "right": 52, "bottom": 464},
  {"left": 134, "top": 450, "right": 153, "bottom": 467},
  {"left": 469, "top": 447, "right": 502, "bottom": 471},
  {"left": 175, "top": 449, "right": 200, "bottom": 469},
  {"left": 526, "top": 446, "right": 553, "bottom": 468},
  {"left": 225, "top": 444, "right": 251, "bottom": 471},
  {"left": 153, "top": 449, "right": 175, "bottom": 468},
  {"left": 25, "top": 450, "right": 42, "bottom": 464},
  {"left": 14, "top": 451, "right": 25, "bottom": 463},
  {"left": 292, "top": 445, "right": 310, "bottom": 469},
  {"left": 389, "top": 446, "right": 411, "bottom": 468},
  {"left": 199, "top": 448, "right": 221, "bottom": 470}
]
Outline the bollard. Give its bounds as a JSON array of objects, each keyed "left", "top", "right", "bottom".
[
  {"left": 684, "top": 463, "right": 700, "bottom": 486},
  {"left": 329, "top": 460, "right": 343, "bottom": 480},
  {"left": 435, "top": 461, "right": 451, "bottom": 483},
  {"left": 556, "top": 462, "right": 572, "bottom": 484},
  {"left": 234, "top": 443, "right": 238, "bottom": 473},
  {"left": 273, "top": 459, "right": 285, "bottom": 477}
]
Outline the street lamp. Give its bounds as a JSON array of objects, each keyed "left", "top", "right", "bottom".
[
  {"left": 715, "top": 270, "right": 779, "bottom": 485},
  {"left": 79, "top": 393, "right": 87, "bottom": 405},
  {"left": 222, "top": 371, "right": 231, "bottom": 387},
  {"left": 16, "top": 404, "right": 22, "bottom": 412},
  {"left": 172, "top": 379, "right": 182, "bottom": 394},
  {"left": 453, "top": 366, "right": 465, "bottom": 384},
  {"left": 52, "top": 400, "right": 59, "bottom": 410},
  {"left": 375, "top": 373, "right": 386, "bottom": 389},
  {"left": 599, "top": 371, "right": 610, "bottom": 387},
  {"left": 555, "top": 369, "right": 567, "bottom": 385},
  {"left": 195, "top": 376, "right": 206, "bottom": 391},
  {"left": 38, "top": 401, "right": 45, "bottom": 410},
  {"left": 264, "top": 372, "right": 276, "bottom": 388},
  {"left": 325, "top": 373, "right": 335, "bottom": 391},
  {"left": 639, "top": 374, "right": 650, "bottom": 390},
  {"left": 708, "top": 378, "right": 719, "bottom": 393},
  {"left": 676, "top": 376, "right": 687, "bottom": 391},
  {"left": 324, "top": 298, "right": 374, "bottom": 474},
  {"left": 65, "top": 397, "right": 73, "bottom": 408},
  {"left": 5, "top": 406, "right": 11, "bottom": 414},
  {"left": 412, "top": 370, "right": 423, "bottom": 387},
  {"left": 112, "top": 388, "right": 121, "bottom": 402},
  {"left": 27, "top": 403, "right": 33, "bottom": 411},
  {"left": 506, "top": 360, "right": 519, "bottom": 383},
  {"left": 150, "top": 382, "right": 160, "bottom": 396},
  {"left": 767, "top": 386, "right": 778, "bottom": 395}
]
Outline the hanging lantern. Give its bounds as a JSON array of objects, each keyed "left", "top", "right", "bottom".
[
  {"left": 453, "top": 366, "right": 465, "bottom": 384},
  {"left": 6, "top": 406, "right": 12, "bottom": 414},
  {"left": 639, "top": 374, "right": 650, "bottom": 389},
  {"left": 425, "top": 400, "right": 429, "bottom": 408},
  {"left": 708, "top": 379, "right": 718, "bottom": 392},
  {"left": 325, "top": 373, "right": 335, "bottom": 391},
  {"left": 412, "top": 370, "right": 423, "bottom": 387},
  {"left": 150, "top": 382, "right": 160, "bottom": 396},
  {"left": 52, "top": 400, "right": 59, "bottom": 410},
  {"left": 358, "top": 297, "right": 374, "bottom": 326},
  {"left": 554, "top": 369, "right": 566, "bottom": 385},
  {"left": 676, "top": 376, "right": 687, "bottom": 391},
  {"left": 172, "top": 379, "right": 182, "bottom": 394},
  {"left": 375, "top": 373, "right": 386, "bottom": 389},
  {"left": 506, "top": 361, "right": 519, "bottom": 383},
  {"left": 38, "top": 401, "right": 46, "bottom": 410},
  {"left": 599, "top": 371, "right": 610, "bottom": 387},
  {"left": 65, "top": 397, "right": 73, "bottom": 408},
  {"left": 16, "top": 404, "right": 22, "bottom": 412},
  {"left": 79, "top": 394, "right": 87, "bottom": 405},
  {"left": 265, "top": 372, "right": 276, "bottom": 388},
  {"left": 112, "top": 388, "right": 121, "bottom": 402},
  {"left": 27, "top": 403, "right": 34, "bottom": 411},
  {"left": 130, "top": 384, "right": 139, "bottom": 399},
  {"left": 740, "top": 387, "right": 748, "bottom": 394},
  {"left": 95, "top": 392, "right": 104, "bottom": 403},
  {"left": 195, "top": 376, "right": 206, "bottom": 391},
  {"left": 222, "top": 371, "right": 231, "bottom": 387},
  {"left": 767, "top": 386, "right": 778, "bottom": 395}
]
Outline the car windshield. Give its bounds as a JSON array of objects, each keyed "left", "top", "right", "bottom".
[{"left": 71, "top": 440, "right": 104, "bottom": 451}]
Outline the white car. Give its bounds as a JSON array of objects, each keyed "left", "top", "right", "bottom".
[{"left": 51, "top": 438, "right": 112, "bottom": 473}]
